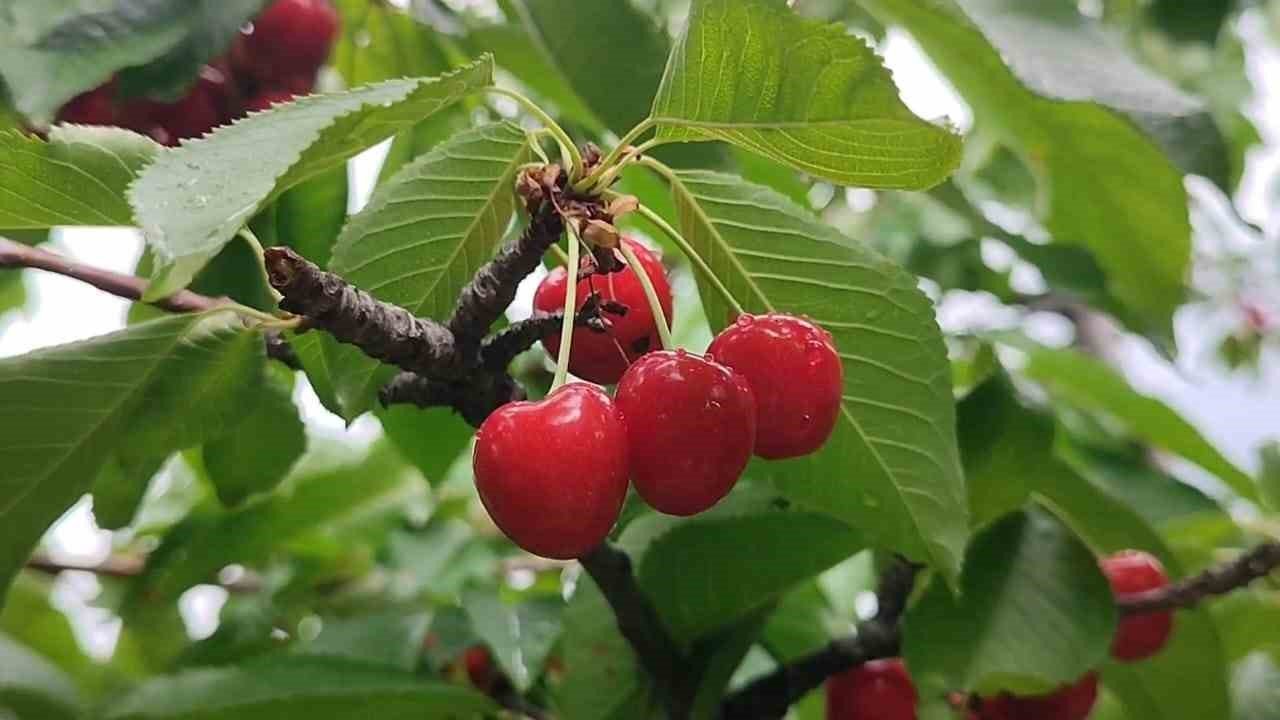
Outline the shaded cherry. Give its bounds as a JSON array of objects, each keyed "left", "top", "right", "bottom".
[
  {"left": 117, "top": 69, "right": 227, "bottom": 146},
  {"left": 473, "top": 383, "right": 628, "bottom": 559},
  {"left": 975, "top": 673, "right": 1098, "bottom": 720},
  {"left": 1100, "top": 550, "right": 1174, "bottom": 661},
  {"left": 241, "top": 0, "right": 340, "bottom": 82},
  {"left": 825, "top": 658, "right": 917, "bottom": 720},
  {"left": 533, "top": 237, "right": 673, "bottom": 385},
  {"left": 56, "top": 82, "right": 116, "bottom": 126},
  {"left": 615, "top": 350, "right": 755, "bottom": 516},
  {"left": 463, "top": 645, "right": 496, "bottom": 692},
  {"left": 707, "top": 313, "right": 842, "bottom": 459},
  {"left": 245, "top": 90, "right": 298, "bottom": 112}
]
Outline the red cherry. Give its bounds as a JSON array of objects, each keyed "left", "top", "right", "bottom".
[
  {"left": 463, "top": 645, "right": 495, "bottom": 691},
  {"left": 245, "top": 90, "right": 298, "bottom": 112},
  {"left": 473, "top": 383, "right": 628, "bottom": 559},
  {"left": 825, "top": 658, "right": 917, "bottom": 720},
  {"left": 117, "top": 69, "right": 227, "bottom": 146},
  {"left": 242, "top": 0, "right": 339, "bottom": 82},
  {"left": 976, "top": 673, "right": 1098, "bottom": 720},
  {"left": 615, "top": 350, "right": 755, "bottom": 516},
  {"left": 533, "top": 237, "right": 674, "bottom": 385},
  {"left": 57, "top": 82, "right": 116, "bottom": 125},
  {"left": 1100, "top": 550, "right": 1174, "bottom": 661},
  {"left": 707, "top": 313, "right": 842, "bottom": 459}
]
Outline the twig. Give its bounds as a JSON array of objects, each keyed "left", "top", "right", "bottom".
[
  {"left": 0, "top": 237, "right": 223, "bottom": 314},
  {"left": 379, "top": 370, "right": 525, "bottom": 428},
  {"left": 26, "top": 554, "right": 261, "bottom": 593},
  {"left": 1, "top": 237, "right": 298, "bottom": 366},
  {"left": 1119, "top": 541, "right": 1280, "bottom": 614},
  {"left": 579, "top": 543, "right": 697, "bottom": 719},
  {"left": 719, "top": 560, "right": 919, "bottom": 720}
]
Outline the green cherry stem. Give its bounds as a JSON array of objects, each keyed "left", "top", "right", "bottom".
[
  {"left": 550, "top": 220, "right": 582, "bottom": 392},
  {"left": 237, "top": 227, "right": 285, "bottom": 306},
  {"left": 617, "top": 238, "right": 674, "bottom": 352},
  {"left": 574, "top": 118, "right": 657, "bottom": 192},
  {"left": 487, "top": 87, "right": 584, "bottom": 179}
]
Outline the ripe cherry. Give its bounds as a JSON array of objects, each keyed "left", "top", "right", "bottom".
[
  {"left": 975, "top": 673, "right": 1098, "bottom": 720},
  {"left": 533, "top": 237, "right": 674, "bottom": 385},
  {"left": 473, "top": 383, "right": 628, "bottom": 559},
  {"left": 118, "top": 69, "right": 227, "bottom": 146},
  {"left": 825, "top": 658, "right": 917, "bottom": 720},
  {"left": 241, "top": 0, "right": 340, "bottom": 82},
  {"left": 463, "top": 645, "right": 495, "bottom": 692},
  {"left": 245, "top": 90, "right": 298, "bottom": 112},
  {"left": 707, "top": 313, "right": 842, "bottom": 459},
  {"left": 1100, "top": 550, "right": 1174, "bottom": 661},
  {"left": 615, "top": 350, "right": 755, "bottom": 516},
  {"left": 56, "top": 82, "right": 116, "bottom": 125}
]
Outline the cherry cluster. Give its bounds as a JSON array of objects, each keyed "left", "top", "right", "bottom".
[
  {"left": 473, "top": 236, "right": 844, "bottom": 559},
  {"left": 826, "top": 551, "right": 1175, "bottom": 719},
  {"left": 55, "top": 0, "right": 338, "bottom": 145}
]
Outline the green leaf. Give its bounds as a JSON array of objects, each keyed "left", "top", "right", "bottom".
[
  {"left": 332, "top": 0, "right": 453, "bottom": 84},
  {"left": 103, "top": 656, "right": 494, "bottom": 720},
  {"left": 0, "top": 574, "right": 105, "bottom": 693},
  {"left": 760, "top": 583, "right": 834, "bottom": 661},
  {"left": 274, "top": 165, "right": 350, "bottom": 270},
  {"left": 1260, "top": 441, "right": 1280, "bottom": 514},
  {"left": 958, "top": 376, "right": 1051, "bottom": 530},
  {"left": 377, "top": 407, "right": 474, "bottom": 486},
  {"left": 463, "top": 591, "right": 563, "bottom": 691},
  {"left": 1011, "top": 341, "right": 1257, "bottom": 501},
  {"left": 0, "top": 125, "right": 161, "bottom": 229},
  {"left": 514, "top": 0, "right": 669, "bottom": 136},
  {"left": 321, "top": 121, "right": 533, "bottom": 418},
  {"left": 0, "top": 311, "right": 260, "bottom": 605},
  {"left": 862, "top": 0, "right": 1191, "bottom": 339},
  {"left": 90, "top": 451, "right": 168, "bottom": 530},
  {"left": 635, "top": 498, "right": 863, "bottom": 641},
  {"left": 302, "top": 611, "right": 431, "bottom": 672},
  {"left": 903, "top": 509, "right": 1116, "bottom": 696},
  {"left": 128, "top": 439, "right": 424, "bottom": 606},
  {"left": 0, "top": 0, "right": 264, "bottom": 122},
  {"left": 665, "top": 169, "right": 967, "bottom": 582},
  {"left": 203, "top": 364, "right": 306, "bottom": 507},
  {"left": 557, "top": 575, "right": 662, "bottom": 720},
  {"left": 129, "top": 57, "right": 494, "bottom": 300},
  {"left": 651, "top": 0, "right": 962, "bottom": 189},
  {"left": 1033, "top": 456, "right": 1232, "bottom": 720},
  {"left": 0, "top": 632, "right": 82, "bottom": 720}
]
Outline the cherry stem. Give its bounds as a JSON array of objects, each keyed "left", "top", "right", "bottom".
[
  {"left": 617, "top": 239, "right": 674, "bottom": 351},
  {"left": 550, "top": 220, "right": 581, "bottom": 391},
  {"left": 238, "top": 227, "right": 284, "bottom": 305},
  {"left": 486, "top": 87, "right": 583, "bottom": 179},
  {"left": 575, "top": 118, "right": 658, "bottom": 192}
]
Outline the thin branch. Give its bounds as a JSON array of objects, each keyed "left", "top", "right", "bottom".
[
  {"left": 379, "top": 369, "right": 526, "bottom": 428},
  {"left": 26, "top": 554, "right": 261, "bottom": 593},
  {"left": 0, "top": 237, "right": 224, "bottom": 314},
  {"left": 579, "top": 543, "right": 697, "bottom": 719},
  {"left": 719, "top": 560, "right": 919, "bottom": 720},
  {"left": 1119, "top": 540, "right": 1280, "bottom": 614}
]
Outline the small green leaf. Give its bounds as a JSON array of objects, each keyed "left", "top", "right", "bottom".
[
  {"left": 302, "top": 611, "right": 431, "bottom": 672},
  {"left": 862, "top": 0, "right": 1192, "bottom": 339},
  {"left": 129, "top": 57, "right": 494, "bottom": 300},
  {"left": 635, "top": 500, "right": 862, "bottom": 641},
  {"left": 1011, "top": 341, "right": 1257, "bottom": 501},
  {"left": 1259, "top": 441, "right": 1280, "bottom": 514},
  {"left": 1034, "top": 460, "right": 1232, "bottom": 720},
  {"left": 666, "top": 169, "right": 967, "bottom": 582},
  {"left": 91, "top": 451, "right": 168, "bottom": 530},
  {"left": 0, "top": 632, "right": 82, "bottom": 720},
  {"left": 0, "top": 312, "right": 260, "bottom": 605},
  {"left": 651, "top": 0, "right": 962, "bottom": 189},
  {"left": 103, "top": 656, "right": 494, "bottom": 720},
  {"left": 332, "top": 0, "right": 453, "bottom": 85},
  {"left": 0, "top": 125, "right": 161, "bottom": 229},
  {"left": 903, "top": 509, "right": 1116, "bottom": 696},
  {"left": 203, "top": 365, "right": 306, "bottom": 507},
  {"left": 958, "top": 376, "right": 1052, "bottom": 530},
  {"left": 463, "top": 591, "right": 563, "bottom": 691},
  {"left": 321, "top": 121, "right": 533, "bottom": 418}
]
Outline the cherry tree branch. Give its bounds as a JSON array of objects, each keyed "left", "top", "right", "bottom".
[
  {"left": 1119, "top": 540, "right": 1280, "bottom": 614},
  {"left": 0, "top": 237, "right": 298, "bottom": 368},
  {"left": 719, "top": 560, "right": 919, "bottom": 720},
  {"left": 0, "top": 237, "right": 224, "bottom": 314}
]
